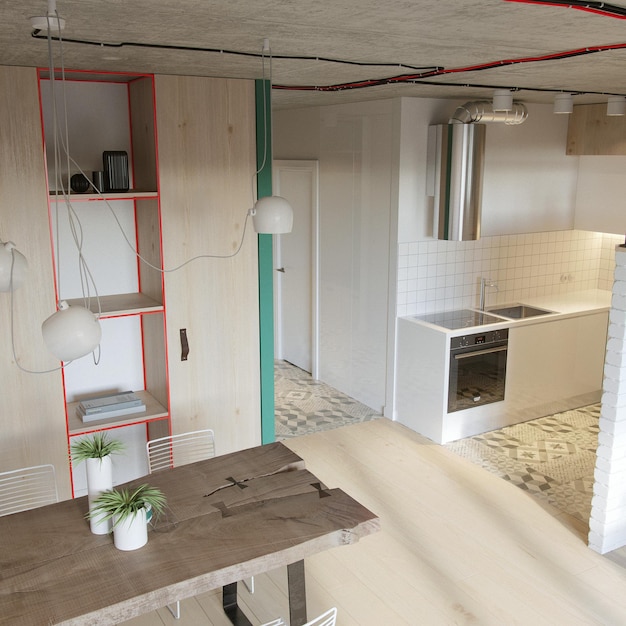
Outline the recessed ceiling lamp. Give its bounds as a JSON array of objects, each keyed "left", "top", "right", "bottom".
[
  {"left": 553, "top": 93, "right": 574, "bottom": 114},
  {"left": 607, "top": 96, "right": 626, "bottom": 116},
  {"left": 492, "top": 89, "right": 513, "bottom": 112}
]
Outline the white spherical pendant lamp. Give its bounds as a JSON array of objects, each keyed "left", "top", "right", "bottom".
[
  {"left": 42, "top": 301, "right": 102, "bottom": 361},
  {"left": 0, "top": 241, "right": 28, "bottom": 292},
  {"left": 252, "top": 196, "right": 294, "bottom": 234}
]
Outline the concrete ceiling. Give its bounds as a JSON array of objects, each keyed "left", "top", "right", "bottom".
[{"left": 2, "top": 0, "right": 626, "bottom": 109}]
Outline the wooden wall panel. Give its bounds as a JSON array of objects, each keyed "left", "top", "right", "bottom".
[
  {"left": 0, "top": 67, "right": 70, "bottom": 498},
  {"left": 154, "top": 75, "right": 260, "bottom": 454}
]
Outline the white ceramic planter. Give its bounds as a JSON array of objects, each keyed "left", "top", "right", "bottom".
[
  {"left": 86, "top": 456, "right": 113, "bottom": 535},
  {"left": 113, "top": 508, "right": 148, "bottom": 551}
]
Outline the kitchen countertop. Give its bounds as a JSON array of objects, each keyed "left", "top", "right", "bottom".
[{"left": 401, "top": 288, "right": 612, "bottom": 337}]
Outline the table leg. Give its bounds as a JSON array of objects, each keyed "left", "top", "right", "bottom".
[
  {"left": 288, "top": 560, "right": 307, "bottom": 626},
  {"left": 223, "top": 582, "right": 252, "bottom": 626}
]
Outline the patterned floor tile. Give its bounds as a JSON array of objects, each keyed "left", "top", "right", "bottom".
[
  {"left": 445, "top": 403, "right": 601, "bottom": 522},
  {"left": 274, "top": 361, "right": 381, "bottom": 438}
]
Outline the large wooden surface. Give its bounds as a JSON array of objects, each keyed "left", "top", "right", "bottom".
[
  {"left": 0, "top": 66, "right": 70, "bottom": 497},
  {"left": 0, "top": 442, "right": 379, "bottom": 626},
  {"left": 123, "top": 419, "right": 626, "bottom": 625},
  {"left": 154, "top": 75, "right": 261, "bottom": 453}
]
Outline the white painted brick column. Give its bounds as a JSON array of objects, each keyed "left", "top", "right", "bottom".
[{"left": 589, "top": 245, "right": 626, "bottom": 554}]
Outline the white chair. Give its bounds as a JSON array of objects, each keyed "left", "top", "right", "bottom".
[
  {"left": 0, "top": 464, "right": 59, "bottom": 517},
  {"left": 146, "top": 429, "right": 254, "bottom": 618},
  {"left": 146, "top": 429, "right": 216, "bottom": 472},
  {"left": 146, "top": 429, "right": 216, "bottom": 619},
  {"left": 262, "top": 606, "right": 338, "bottom": 626}
]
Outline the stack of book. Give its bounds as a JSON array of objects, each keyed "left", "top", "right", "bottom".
[{"left": 77, "top": 391, "right": 146, "bottom": 423}]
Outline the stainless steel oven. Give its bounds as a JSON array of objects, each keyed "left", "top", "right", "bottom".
[{"left": 448, "top": 329, "right": 508, "bottom": 413}]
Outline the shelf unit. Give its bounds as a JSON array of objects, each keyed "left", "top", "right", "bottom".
[{"left": 39, "top": 69, "right": 170, "bottom": 495}]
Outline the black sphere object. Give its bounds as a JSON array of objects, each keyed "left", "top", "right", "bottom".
[{"left": 70, "top": 173, "right": 90, "bottom": 193}]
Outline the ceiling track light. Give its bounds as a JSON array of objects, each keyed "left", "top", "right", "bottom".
[
  {"left": 553, "top": 93, "right": 574, "bottom": 114},
  {"left": 492, "top": 89, "right": 513, "bottom": 112},
  {"left": 607, "top": 95, "right": 626, "bottom": 116}
]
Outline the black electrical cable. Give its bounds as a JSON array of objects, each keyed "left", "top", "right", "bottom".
[
  {"left": 30, "top": 31, "right": 440, "bottom": 73},
  {"left": 405, "top": 78, "right": 625, "bottom": 98}
]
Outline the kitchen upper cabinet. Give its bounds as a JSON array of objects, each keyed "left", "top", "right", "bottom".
[
  {"left": 154, "top": 75, "right": 262, "bottom": 454},
  {"left": 567, "top": 103, "right": 626, "bottom": 155},
  {"left": 0, "top": 67, "right": 70, "bottom": 498}
]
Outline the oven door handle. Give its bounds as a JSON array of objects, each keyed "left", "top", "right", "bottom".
[{"left": 453, "top": 345, "right": 508, "bottom": 360}]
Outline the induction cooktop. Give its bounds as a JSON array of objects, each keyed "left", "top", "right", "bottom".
[{"left": 412, "top": 309, "right": 504, "bottom": 330}]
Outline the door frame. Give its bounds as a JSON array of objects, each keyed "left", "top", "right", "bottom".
[{"left": 272, "top": 159, "right": 320, "bottom": 379}]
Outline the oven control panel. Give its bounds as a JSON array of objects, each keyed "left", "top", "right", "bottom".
[{"left": 450, "top": 328, "right": 509, "bottom": 349}]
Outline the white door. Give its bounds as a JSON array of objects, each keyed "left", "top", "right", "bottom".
[{"left": 273, "top": 160, "right": 319, "bottom": 377}]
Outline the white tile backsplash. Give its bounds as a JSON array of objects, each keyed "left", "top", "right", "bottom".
[{"left": 396, "top": 230, "right": 622, "bottom": 317}]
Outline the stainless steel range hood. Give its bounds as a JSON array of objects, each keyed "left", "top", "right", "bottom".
[
  {"left": 428, "top": 123, "right": 486, "bottom": 241},
  {"left": 427, "top": 101, "right": 527, "bottom": 241}
]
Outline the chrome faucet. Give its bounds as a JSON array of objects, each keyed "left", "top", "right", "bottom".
[{"left": 479, "top": 277, "right": 498, "bottom": 311}]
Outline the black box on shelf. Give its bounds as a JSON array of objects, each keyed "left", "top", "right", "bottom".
[{"left": 103, "top": 151, "right": 129, "bottom": 192}]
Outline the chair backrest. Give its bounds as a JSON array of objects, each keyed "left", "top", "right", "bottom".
[
  {"left": 306, "top": 607, "right": 337, "bottom": 626},
  {"left": 0, "top": 464, "right": 59, "bottom": 517},
  {"left": 261, "top": 607, "right": 337, "bottom": 626},
  {"left": 146, "top": 429, "right": 216, "bottom": 472}
]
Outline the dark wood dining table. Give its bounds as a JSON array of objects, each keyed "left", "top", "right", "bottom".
[{"left": 0, "top": 441, "right": 379, "bottom": 625}]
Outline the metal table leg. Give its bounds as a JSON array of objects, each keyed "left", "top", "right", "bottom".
[
  {"left": 223, "top": 582, "right": 252, "bottom": 626},
  {"left": 223, "top": 561, "right": 306, "bottom": 626}
]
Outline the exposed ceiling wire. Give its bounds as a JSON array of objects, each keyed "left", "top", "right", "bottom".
[
  {"left": 30, "top": 31, "right": 440, "bottom": 73},
  {"left": 504, "top": 0, "right": 626, "bottom": 20},
  {"left": 31, "top": 8, "right": 626, "bottom": 98},
  {"left": 273, "top": 43, "right": 626, "bottom": 93}
]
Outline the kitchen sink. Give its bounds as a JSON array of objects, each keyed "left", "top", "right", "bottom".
[{"left": 488, "top": 304, "right": 554, "bottom": 319}]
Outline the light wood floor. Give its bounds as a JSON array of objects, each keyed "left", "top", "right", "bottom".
[{"left": 122, "top": 418, "right": 626, "bottom": 625}]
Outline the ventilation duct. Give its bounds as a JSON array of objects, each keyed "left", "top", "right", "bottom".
[
  {"left": 427, "top": 101, "right": 527, "bottom": 241},
  {"left": 450, "top": 101, "right": 528, "bottom": 125}
]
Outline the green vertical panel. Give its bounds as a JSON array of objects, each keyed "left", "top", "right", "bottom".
[{"left": 256, "top": 79, "right": 275, "bottom": 444}]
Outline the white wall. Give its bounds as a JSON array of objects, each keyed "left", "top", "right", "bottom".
[
  {"left": 575, "top": 155, "right": 626, "bottom": 236},
  {"left": 274, "top": 101, "right": 393, "bottom": 413}
]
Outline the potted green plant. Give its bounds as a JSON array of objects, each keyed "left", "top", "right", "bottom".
[
  {"left": 89, "top": 484, "right": 167, "bottom": 551},
  {"left": 70, "top": 432, "right": 125, "bottom": 535}
]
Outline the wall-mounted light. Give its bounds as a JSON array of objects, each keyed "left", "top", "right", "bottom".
[
  {"left": 553, "top": 93, "right": 573, "bottom": 114},
  {"left": 0, "top": 241, "right": 28, "bottom": 292},
  {"left": 607, "top": 96, "right": 626, "bottom": 117},
  {"left": 493, "top": 89, "right": 513, "bottom": 112}
]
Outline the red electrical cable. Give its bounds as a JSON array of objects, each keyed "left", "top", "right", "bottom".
[
  {"left": 504, "top": 0, "right": 626, "bottom": 20},
  {"left": 274, "top": 42, "right": 626, "bottom": 92}
]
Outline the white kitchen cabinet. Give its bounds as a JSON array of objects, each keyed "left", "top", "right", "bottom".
[
  {"left": 506, "top": 312, "right": 607, "bottom": 419},
  {"left": 396, "top": 307, "right": 608, "bottom": 444}
]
